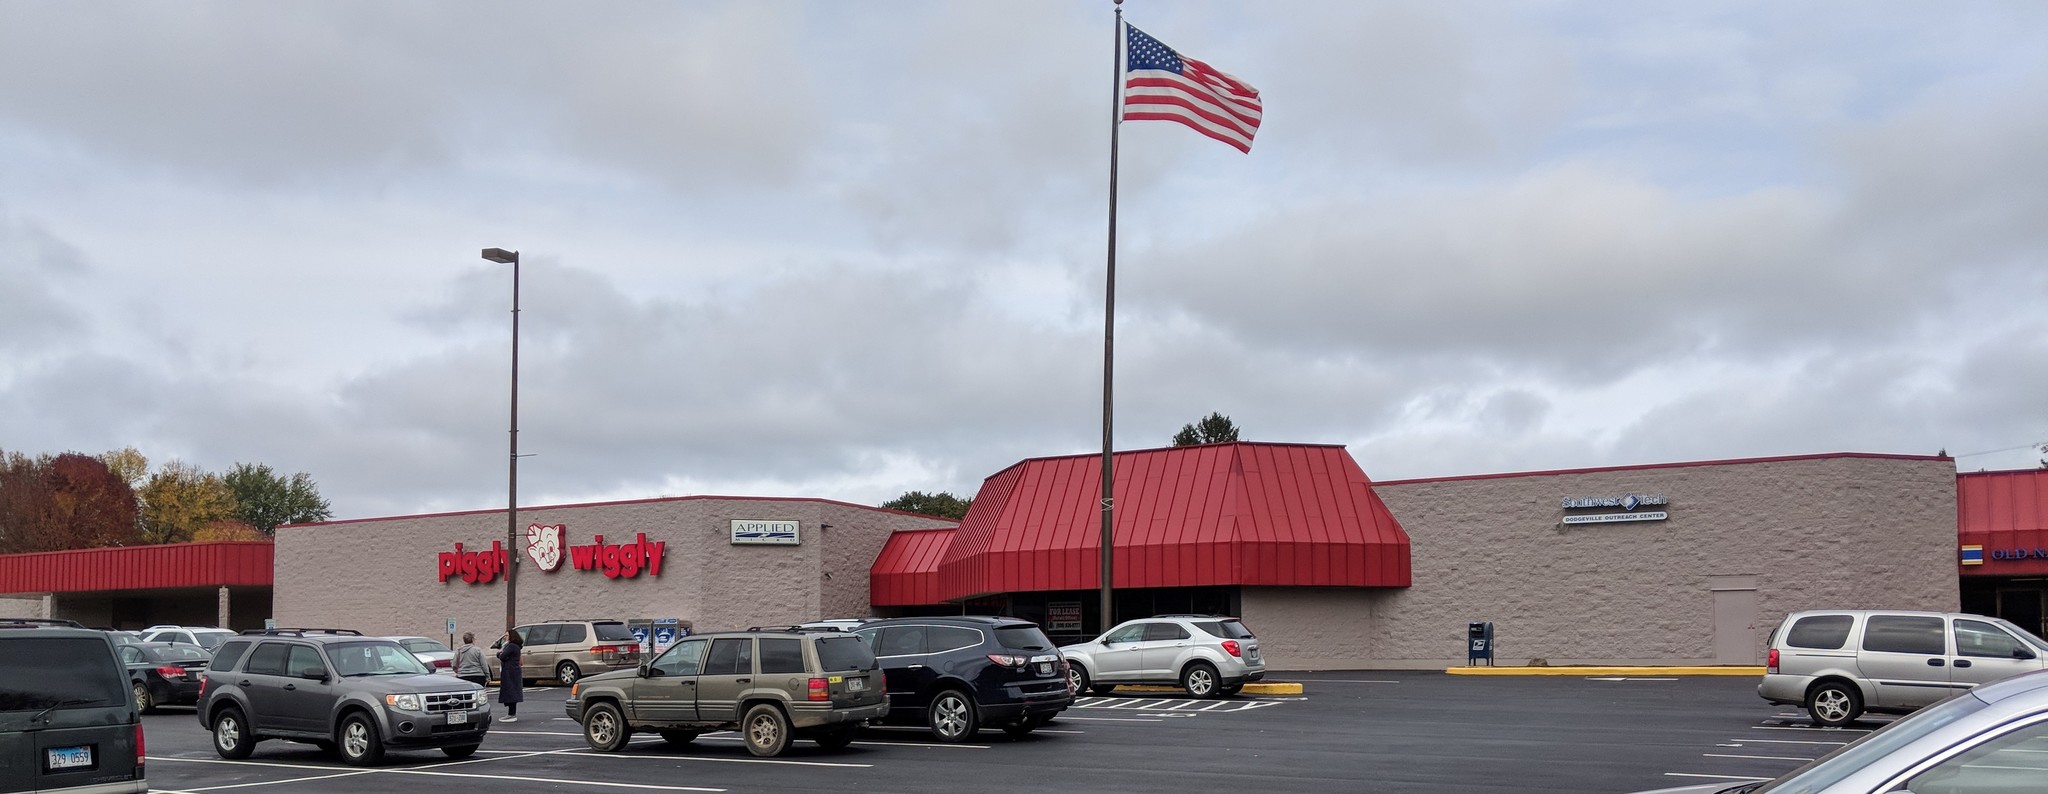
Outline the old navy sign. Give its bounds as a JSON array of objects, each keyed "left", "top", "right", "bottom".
[
  {"left": 1987, "top": 547, "right": 2048, "bottom": 561},
  {"left": 439, "top": 530, "right": 666, "bottom": 584}
]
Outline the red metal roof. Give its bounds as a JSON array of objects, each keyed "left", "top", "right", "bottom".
[
  {"left": 0, "top": 541, "right": 274, "bottom": 594},
  {"left": 1958, "top": 469, "right": 2048, "bottom": 576},
  {"left": 869, "top": 528, "right": 957, "bottom": 607},
  {"left": 930, "top": 442, "right": 1410, "bottom": 602}
]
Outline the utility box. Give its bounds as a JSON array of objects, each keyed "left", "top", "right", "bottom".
[{"left": 1467, "top": 621, "right": 1495, "bottom": 666}]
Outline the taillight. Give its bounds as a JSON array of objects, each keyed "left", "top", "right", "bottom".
[
  {"left": 1767, "top": 648, "right": 1779, "bottom": 674},
  {"left": 986, "top": 654, "right": 1028, "bottom": 669},
  {"left": 807, "top": 677, "right": 831, "bottom": 702},
  {"left": 1221, "top": 640, "right": 1242, "bottom": 658},
  {"left": 433, "top": 658, "right": 452, "bottom": 668},
  {"left": 590, "top": 645, "right": 620, "bottom": 656},
  {"left": 156, "top": 665, "right": 187, "bottom": 679},
  {"left": 197, "top": 676, "right": 208, "bottom": 699},
  {"left": 135, "top": 722, "right": 145, "bottom": 774}
]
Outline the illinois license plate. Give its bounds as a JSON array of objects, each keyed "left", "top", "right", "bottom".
[
  {"left": 847, "top": 677, "right": 866, "bottom": 691},
  {"left": 47, "top": 746, "right": 92, "bottom": 770},
  {"left": 446, "top": 711, "right": 468, "bottom": 725},
  {"left": 1036, "top": 663, "right": 1054, "bottom": 676}
]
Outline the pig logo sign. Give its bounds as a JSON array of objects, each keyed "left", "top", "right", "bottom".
[{"left": 525, "top": 523, "right": 567, "bottom": 572}]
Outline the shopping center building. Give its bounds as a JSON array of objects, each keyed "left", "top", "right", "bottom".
[{"left": 4, "top": 442, "right": 2038, "bottom": 669}]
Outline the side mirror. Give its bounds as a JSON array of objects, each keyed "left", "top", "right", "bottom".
[
  {"left": 639, "top": 663, "right": 654, "bottom": 678},
  {"left": 2016, "top": 647, "right": 2038, "bottom": 661},
  {"left": 298, "top": 668, "right": 330, "bottom": 682}
]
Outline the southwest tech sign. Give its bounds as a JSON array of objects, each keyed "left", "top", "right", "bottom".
[{"left": 1560, "top": 494, "right": 1670, "bottom": 526}]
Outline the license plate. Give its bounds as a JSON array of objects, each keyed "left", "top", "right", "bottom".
[
  {"left": 47, "top": 746, "right": 92, "bottom": 770},
  {"left": 1036, "top": 663, "right": 1053, "bottom": 676},
  {"left": 847, "top": 677, "right": 866, "bottom": 691},
  {"left": 447, "top": 711, "right": 468, "bottom": 725}
]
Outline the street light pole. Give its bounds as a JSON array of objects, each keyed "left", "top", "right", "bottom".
[{"left": 481, "top": 247, "right": 520, "bottom": 635}]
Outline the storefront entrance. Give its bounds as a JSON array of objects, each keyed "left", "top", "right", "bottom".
[{"left": 1962, "top": 578, "right": 2048, "bottom": 639}]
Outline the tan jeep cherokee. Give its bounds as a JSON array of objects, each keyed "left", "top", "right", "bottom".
[{"left": 567, "top": 627, "right": 886, "bottom": 757}]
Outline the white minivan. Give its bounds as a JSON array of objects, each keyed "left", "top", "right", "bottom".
[{"left": 1759, "top": 609, "right": 2048, "bottom": 726}]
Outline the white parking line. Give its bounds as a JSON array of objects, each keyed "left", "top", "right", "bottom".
[
  {"left": 383, "top": 768, "right": 722, "bottom": 790},
  {"left": 1753, "top": 725, "right": 1871, "bottom": 733},
  {"left": 172, "top": 770, "right": 376, "bottom": 792},
  {"left": 1731, "top": 739, "right": 1849, "bottom": 746},
  {"left": 692, "top": 735, "right": 989, "bottom": 750},
  {"left": 147, "top": 750, "right": 729, "bottom": 792},
  {"left": 1058, "top": 716, "right": 1164, "bottom": 722},
  {"left": 559, "top": 750, "right": 872, "bottom": 768},
  {"left": 1664, "top": 773, "right": 1773, "bottom": 781},
  {"left": 1704, "top": 753, "right": 1819, "bottom": 762}
]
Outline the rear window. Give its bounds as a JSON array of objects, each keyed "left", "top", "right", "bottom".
[
  {"left": 1194, "top": 620, "right": 1256, "bottom": 640},
  {"left": 148, "top": 645, "right": 212, "bottom": 663},
  {"left": 400, "top": 639, "right": 450, "bottom": 654},
  {"left": 0, "top": 637, "right": 128, "bottom": 712},
  {"left": 1862, "top": 615, "right": 1946, "bottom": 655},
  {"left": 995, "top": 625, "right": 1054, "bottom": 651},
  {"left": 814, "top": 636, "right": 874, "bottom": 672},
  {"left": 194, "top": 631, "right": 233, "bottom": 650},
  {"left": 1785, "top": 615, "right": 1855, "bottom": 650},
  {"left": 211, "top": 640, "right": 252, "bottom": 671},
  {"left": 594, "top": 622, "right": 637, "bottom": 643},
  {"left": 759, "top": 638, "right": 805, "bottom": 674}
]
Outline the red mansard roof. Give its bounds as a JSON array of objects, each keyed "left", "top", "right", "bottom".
[
  {"left": 1958, "top": 469, "right": 2048, "bottom": 576},
  {"left": 869, "top": 528, "right": 957, "bottom": 607},
  {"left": 923, "top": 442, "right": 1410, "bottom": 603},
  {"left": 0, "top": 541, "right": 274, "bottom": 594}
]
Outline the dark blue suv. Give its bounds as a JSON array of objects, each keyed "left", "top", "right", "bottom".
[{"left": 854, "top": 616, "right": 1071, "bottom": 741}]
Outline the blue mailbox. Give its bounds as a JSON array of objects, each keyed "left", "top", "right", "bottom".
[{"left": 1467, "top": 621, "right": 1495, "bottom": 666}]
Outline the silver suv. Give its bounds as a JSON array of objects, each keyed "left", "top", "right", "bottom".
[
  {"left": 1760, "top": 609, "right": 2048, "bottom": 727},
  {"left": 1061, "top": 615, "right": 1264, "bottom": 698}
]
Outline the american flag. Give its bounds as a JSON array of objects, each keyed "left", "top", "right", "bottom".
[{"left": 1123, "top": 23, "right": 1262, "bottom": 153}]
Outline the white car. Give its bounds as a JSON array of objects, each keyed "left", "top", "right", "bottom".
[
  {"left": 1061, "top": 615, "right": 1264, "bottom": 698},
  {"left": 139, "top": 625, "right": 237, "bottom": 652},
  {"left": 383, "top": 635, "right": 457, "bottom": 674}
]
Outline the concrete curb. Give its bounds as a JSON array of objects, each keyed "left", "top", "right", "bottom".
[
  {"left": 1118, "top": 682, "right": 1306, "bottom": 695},
  {"left": 1444, "top": 666, "right": 1765, "bottom": 676}
]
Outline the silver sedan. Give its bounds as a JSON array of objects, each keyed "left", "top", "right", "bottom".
[
  {"left": 1632, "top": 668, "right": 2048, "bottom": 794},
  {"left": 383, "top": 636, "right": 456, "bottom": 675}
]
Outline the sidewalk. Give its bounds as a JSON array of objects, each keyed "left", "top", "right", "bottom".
[{"left": 1444, "top": 665, "right": 1764, "bottom": 676}]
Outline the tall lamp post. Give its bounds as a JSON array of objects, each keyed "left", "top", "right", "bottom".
[{"left": 481, "top": 247, "right": 520, "bottom": 634}]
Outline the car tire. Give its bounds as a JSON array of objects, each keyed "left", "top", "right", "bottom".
[
  {"left": 337, "top": 712, "right": 386, "bottom": 766},
  {"left": 742, "top": 703, "right": 792, "bottom": 757},
  {"left": 659, "top": 730, "right": 701, "bottom": 748},
  {"left": 813, "top": 725, "right": 859, "bottom": 750},
  {"left": 133, "top": 682, "right": 155, "bottom": 715},
  {"left": 1002, "top": 714, "right": 1041, "bottom": 738},
  {"left": 1181, "top": 662, "right": 1221, "bottom": 699},
  {"left": 1067, "top": 663, "right": 1090, "bottom": 696},
  {"left": 211, "top": 705, "right": 255, "bottom": 760},
  {"left": 927, "top": 689, "right": 979, "bottom": 742},
  {"left": 556, "top": 661, "right": 582, "bottom": 685},
  {"left": 1806, "top": 681, "right": 1864, "bottom": 728},
  {"left": 441, "top": 744, "right": 480, "bottom": 759},
  {"left": 1090, "top": 684, "right": 1117, "bottom": 695},
  {"left": 1218, "top": 682, "right": 1244, "bottom": 697},
  {"left": 582, "top": 702, "right": 632, "bottom": 752}
]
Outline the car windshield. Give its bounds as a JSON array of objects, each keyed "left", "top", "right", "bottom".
[
  {"left": 147, "top": 644, "right": 212, "bottom": 663},
  {"left": 0, "top": 637, "right": 126, "bottom": 711},
  {"left": 400, "top": 639, "right": 450, "bottom": 654},
  {"left": 327, "top": 641, "right": 431, "bottom": 676},
  {"left": 1750, "top": 688, "right": 1990, "bottom": 793},
  {"left": 995, "top": 625, "right": 1054, "bottom": 651},
  {"left": 814, "top": 635, "right": 875, "bottom": 672},
  {"left": 595, "top": 622, "right": 638, "bottom": 642},
  {"left": 1994, "top": 618, "right": 2048, "bottom": 653},
  {"left": 193, "top": 631, "right": 233, "bottom": 650},
  {"left": 1194, "top": 620, "right": 1256, "bottom": 640}
]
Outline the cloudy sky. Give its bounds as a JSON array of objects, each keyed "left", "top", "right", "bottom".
[{"left": 3, "top": 1, "right": 2045, "bottom": 521}]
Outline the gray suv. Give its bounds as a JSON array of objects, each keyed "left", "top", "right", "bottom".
[
  {"left": 567, "top": 627, "right": 887, "bottom": 757},
  {"left": 197, "top": 628, "right": 492, "bottom": 765},
  {"left": 1, "top": 618, "right": 146, "bottom": 794}
]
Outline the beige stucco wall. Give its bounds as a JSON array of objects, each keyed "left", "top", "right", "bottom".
[
  {"left": 274, "top": 497, "right": 949, "bottom": 639},
  {"left": 0, "top": 594, "right": 48, "bottom": 618},
  {"left": 1266, "top": 455, "right": 1959, "bottom": 669}
]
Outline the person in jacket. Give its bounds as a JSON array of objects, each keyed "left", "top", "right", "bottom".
[
  {"left": 453, "top": 632, "right": 488, "bottom": 687},
  {"left": 497, "top": 629, "right": 525, "bottom": 722}
]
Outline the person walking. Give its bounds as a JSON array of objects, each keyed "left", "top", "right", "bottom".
[
  {"left": 497, "top": 629, "right": 525, "bottom": 722},
  {"left": 453, "top": 632, "right": 488, "bottom": 688}
]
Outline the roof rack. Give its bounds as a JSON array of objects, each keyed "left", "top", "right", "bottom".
[
  {"left": 745, "top": 625, "right": 840, "bottom": 633},
  {"left": 240, "top": 627, "right": 365, "bottom": 637},
  {"left": 1151, "top": 614, "right": 1230, "bottom": 619},
  {"left": 0, "top": 617, "right": 86, "bottom": 628}
]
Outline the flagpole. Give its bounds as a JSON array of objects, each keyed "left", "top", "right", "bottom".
[{"left": 1099, "top": 0, "right": 1124, "bottom": 636}]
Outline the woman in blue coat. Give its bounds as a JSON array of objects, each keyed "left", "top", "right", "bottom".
[{"left": 497, "top": 629, "right": 525, "bottom": 722}]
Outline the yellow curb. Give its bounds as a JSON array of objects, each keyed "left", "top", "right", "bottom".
[
  {"left": 1444, "top": 666, "right": 1764, "bottom": 676},
  {"left": 1119, "top": 682, "right": 1305, "bottom": 695}
]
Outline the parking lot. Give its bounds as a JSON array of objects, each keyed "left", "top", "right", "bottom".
[{"left": 141, "top": 673, "right": 1813, "bottom": 793}]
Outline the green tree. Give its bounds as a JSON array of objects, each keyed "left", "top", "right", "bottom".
[
  {"left": 882, "top": 490, "right": 974, "bottom": 521},
  {"left": 223, "top": 462, "right": 333, "bottom": 533},
  {"left": 1172, "top": 412, "right": 1243, "bottom": 446},
  {"left": 138, "top": 461, "right": 237, "bottom": 544}
]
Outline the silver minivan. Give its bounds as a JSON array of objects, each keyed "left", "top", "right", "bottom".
[{"left": 1760, "top": 609, "right": 2048, "bottom": 727}]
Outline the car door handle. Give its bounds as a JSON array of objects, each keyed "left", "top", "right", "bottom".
[
  {"left": 239, "top": 680, "right": 251, "bottom": 687},
  {"left": 1954, "top": 659, "right": 1973, "bottom": 668},
  {"left": 1927, "top": 658, "right": 1945, "bottom": 667},
  {"left": 908, "top": 664, "right": 925, "bottom": 670},
  {"left": 735, "top": 678, "right": 750, "bottom": 684},
  {"left": 283, "top": 684, "right": 296, "bottom": 691}
]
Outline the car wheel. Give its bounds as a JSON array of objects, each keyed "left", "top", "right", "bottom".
[
  {"left": 441, "top": 744, "right": 480, "bottom": 759},
  {"left": 133, "top": 682, "right": 154, "bottom": 715},
  {"left": 743, "top": 703, "right": 792, "bottom": 757},
  {"left": 1090, "top": 684, "right": 1118, "bottom": 695},
  {"left": 927, "top": 689, "right": 978, "bottom": 742},
  {"left": 1002, "top": 714, "right": 1041, "bottom": 738},
  {"left": 1219, "top": 682, "right": 1244, "bottom": 697},
  {"left": 582, "top": 702, "right": 631, "bottom": 752},
  {"left": 1067, "top": 663, "right": 1090, "bottom": 696},
  {"left": 1806, "top": 681, "right": 1864, "bottom": 728},
  {"left": 211, "top": 706, "right": 255, "bottom": 760},
  {"left": 556, "top": 661, "right": 582, "bottom": 685},
  {"left": 812, "top": 725, "right": 859, "bottom": 750},
  {"left": 659, "top": 730, "right": 701, "bottom": 748},
  {"left": 337, "top": 712, "right": 385, "bottom": 766},
  {"left": 1181, "top": 662, "right": 1221, "bottom": 699}
]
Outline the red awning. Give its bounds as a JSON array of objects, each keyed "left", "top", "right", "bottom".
[
  {"left": 1959, "top": 469, "right": 2048, "bottom": 575},
  {"left": 0, "top": 541, "right": 274, "bottom": 594},
  {"left": 869, "top": 528, "right": 956, "bottom": 607},
  {"left": 930, "top": 443, "right": 1410, "bottom": 602}
]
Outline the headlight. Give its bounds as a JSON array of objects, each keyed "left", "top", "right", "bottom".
[{"left": 384, "top": 694, "right": 423, "bottom": 711}]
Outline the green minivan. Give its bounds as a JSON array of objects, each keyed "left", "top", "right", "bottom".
[{"left": 0, "top": 618, "right": 146, "bottom": 793}]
